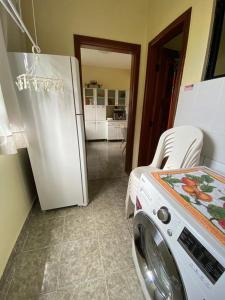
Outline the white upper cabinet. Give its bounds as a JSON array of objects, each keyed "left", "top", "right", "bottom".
[
  {"left": 84, "top": 88, "right": 95, "bottom": 105},
  {"left": 107, "top": 89, "right": 116, "bottom": 106},
  {"left": 83, "top": 88, "right": 128, "bottom": 108},
  {"left": 96, "top": 88, "right": 106, "bottom": 106},
  {"left": 118, "top": 90, "right": 127, "bottom": 106}
]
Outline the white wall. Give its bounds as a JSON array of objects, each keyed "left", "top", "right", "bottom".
[{"left": 175, "top": 77, "right": 225, "bottom": 174}]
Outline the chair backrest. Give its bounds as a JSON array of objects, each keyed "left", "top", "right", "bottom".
[{"left": 151, "top": 126, "right": 203, "bottom": 170}]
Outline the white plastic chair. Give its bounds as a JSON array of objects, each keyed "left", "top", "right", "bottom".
[
  {"left": 125, "top": 125, "right": 203, "bottom": 218},
  {"left": 120, "top": 126, "right": 127, "bottom": 155}
]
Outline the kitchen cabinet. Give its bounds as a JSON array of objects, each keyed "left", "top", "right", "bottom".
[
  {"left": 107, "top": 89, "right": 116, "bottom": 106},
  {"left": 85, "top": 121, "right": 96, "bottom": 140},
  {"left": 96, "top": 88, "right": 106, "bottom": 105},
  {"left": 83, "top": 88, "right": 128, "bottom": 140},
  {"left": 96, "top": 121, "right": 107, "bottom": 139},
  {"left": 107, "top": 123, "right": 118, "bottom": 140},
  {"left": 84, "top": 105, "right": 106, "bottom": 122},
  {"left": 96, "top": 106, "right": 106, "bottom": 121},
  {"left": 118, "top": 90, "right": 126, "bottom": 106},
  {"left": 84, "top": 106, "right": 96, "bottom": 121},
  {"left": 83, "top": 88, "right": 128, "bottom": 108},
  {"left": 85, "top": 120, "right": 126, "bottom": 141},
  {"left": 85, "top": 121, "right": 107, "bottom": 140},
  {"left": 107, "top": 121, "right": 127, "bottom": 140},
  {"left": 84, "top": 88, "right": 95, "bottom": 105}
]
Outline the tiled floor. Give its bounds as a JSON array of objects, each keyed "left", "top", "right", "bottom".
[
  {"left": 86, "top": 141, "right": 127, "bottom": 180},
  {"left": 0, "top": 142, "right": 144, "bottom": 300}
]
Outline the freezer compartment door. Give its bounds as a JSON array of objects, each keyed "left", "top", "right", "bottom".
[
  {"left": 71, "top": 57, "right": 83, "bottom": 115},
  {"left": 8, "top": 53, "right": 84, "bottom": 210}
]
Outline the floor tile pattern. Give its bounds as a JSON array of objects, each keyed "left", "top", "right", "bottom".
[
  {"left": 0, "top": 142, "right": 144, "bottom": 300},
  {"left": 86, "top": 141, "right": 127, "bottom": 180}
]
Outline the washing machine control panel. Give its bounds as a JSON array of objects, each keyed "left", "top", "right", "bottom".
[{"left": 178, "top": 227, "right": 225, "bottom": 284}]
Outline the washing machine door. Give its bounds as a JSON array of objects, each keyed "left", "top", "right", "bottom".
[{"left": 133, "top": 211, "right": 186, "bottom": 300}]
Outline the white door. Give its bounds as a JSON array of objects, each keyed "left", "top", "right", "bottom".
[
  {"left": 116, "top": 126, "right": 123, "bottom": 139},
  {"left": 107, "top": 123, "right": 117, "bottom": 140},
  {"left": 96, "top": 121, "right": 107, "bottom": 139},
  {"left": 96, "top": 106, "right": 106, "bottom": 121},
  {"left": 84, "top": 106, "right": 96, "bottom": 121},
  {"left": 85, "top": 121, "right": 96, "bottom": 140}
]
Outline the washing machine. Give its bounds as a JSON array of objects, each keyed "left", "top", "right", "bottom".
[{"left": 132, "top": 172, "right": 225, "bottom": 300}]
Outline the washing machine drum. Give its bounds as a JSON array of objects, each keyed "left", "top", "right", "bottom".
[{"left": 133, "top": 212, "right": 187, "bottom": 300}]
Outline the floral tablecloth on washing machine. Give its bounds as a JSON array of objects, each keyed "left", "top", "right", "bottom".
[{"left": 151, "top": 167, "right": 225, "bottom": 246}]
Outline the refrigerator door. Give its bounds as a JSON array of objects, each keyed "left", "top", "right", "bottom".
[
  {"left": 76, "top": 115, "right": 88, "bottom": 205},
  {"left": 70, "top": 57, "right": 83, "bottom": 115},
  {"left": 8, "top": 53, "right": 84, "bottom": 210}
]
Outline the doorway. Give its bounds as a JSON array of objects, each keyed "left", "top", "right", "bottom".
[
  {"left": 74, "top": 35, "right": 141, "bottom": 175},
  {"left": 138, "top": 8, "right": 191, "bottom": 166},
  {"left": 81, "top": 49, "right": 131, "bottom": 180}
]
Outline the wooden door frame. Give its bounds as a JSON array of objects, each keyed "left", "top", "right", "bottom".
[
  {"left": 74, "top": 34, "right": 141, "bottom": 173},
  {"left": 138, "top": 8, "right": 192, "bottom": 166}
]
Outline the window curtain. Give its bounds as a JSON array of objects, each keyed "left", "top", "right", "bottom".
[{"left": 0, "top": 18, "right": 26, "bottom": 155}]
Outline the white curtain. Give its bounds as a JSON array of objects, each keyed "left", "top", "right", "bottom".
[{"left": 0, "top": 17, "right": 26, "bottom": 155}]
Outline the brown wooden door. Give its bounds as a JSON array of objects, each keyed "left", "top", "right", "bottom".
[
  {"left": 138, "top": 9, "right": 191, "bottom": 167},
  {"left": 139, "top": 48, "right": 179, "bottom": 165},
  {"left": 154, "top": 48, "right": 179, "bottom": 143}
]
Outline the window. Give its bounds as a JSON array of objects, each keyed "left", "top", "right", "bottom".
[{"left": 205, "top": 0, "right": 225, "bottom": 79}]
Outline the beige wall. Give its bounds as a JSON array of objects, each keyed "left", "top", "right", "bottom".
[
  {"left": 21, "top": 0, "right": 149, "bottom": 167},
  {"left": 0, "top": 4, "right": 26, "bottom": 52},
  {"left": 0, "top": 4, "right": 35, "bottom": 277},
  {"left": 132, "top": 0, "right": 215, "bottom": 166},
  {"left": 0, "top": 151, "right": 35, "bottom": 276},
  {"left": 21, "top": 0, "right": 215, "bottom": 168},
  {"left": 146, "top": 1, "right": 215, "bottom": 85},
  {"left": 82, "top": 65, "right": 130, "bottom": 90}
]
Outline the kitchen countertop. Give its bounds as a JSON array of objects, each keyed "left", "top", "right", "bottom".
[{"left": 106, "top": 119, "right": 127, "bottom": 122}]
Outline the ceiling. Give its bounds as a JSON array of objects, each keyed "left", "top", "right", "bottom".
[{"left": 81, "top": 48, "right": 131, "bottom": 69}]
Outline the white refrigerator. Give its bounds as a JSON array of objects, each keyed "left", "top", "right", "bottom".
[{"left": 8, "top": 53, "right": 88, "bottom": 210}]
